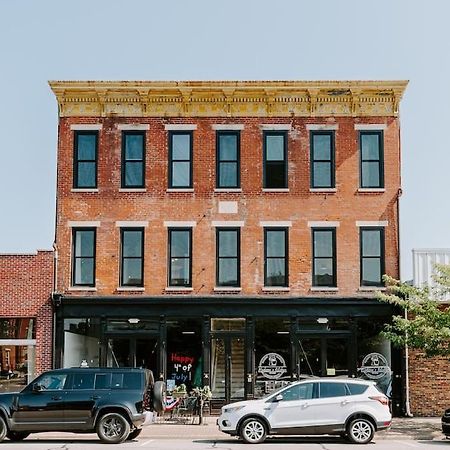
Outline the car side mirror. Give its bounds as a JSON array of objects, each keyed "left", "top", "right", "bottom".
[
  {"left": 273, "top": 394, "right": 283, "bottom": 402},
  {"left": 32, "top": 383, "right": 43, "bottom": 393}
]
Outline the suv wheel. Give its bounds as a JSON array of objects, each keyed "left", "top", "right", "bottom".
[
  {"left": 127, "top": 428, "right": 142, "bottom": 440},
  {"left": 240, "top": 417, "right": 267, "bottom": 444},
  {"left": 346, "top": 418, "right": 374, "bottom": 444},
  {"left": 7, "top": 431, "right": 30, "bottom": 441},
  {"left": 96, "top": 412, "right": 130, "bottom": 444},
  {"left": 0, "top": 416, "right": 7, "bottom": 443},
  {"left": 153, "top": 381, "right": 166, "bottom": 413}
]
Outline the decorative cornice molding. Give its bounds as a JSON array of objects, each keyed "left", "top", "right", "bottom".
[{"left": 49, "top": 80, "right": 408, "bottom": 118}]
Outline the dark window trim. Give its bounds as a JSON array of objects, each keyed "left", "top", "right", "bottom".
[
  {"left": 216, "top": 131, "right": 240, "bottom": 188},
  {"left": 215, "top": 227, "right": 241, "bottom": 287},
  {"left": 360, "top": 227, "right": 385, "bottom": 287},
  {"left": 263, "top": 131, "right": 288, "bottom": 189},
  {"left": 168, "top": 131, "right": 193, "bottom": 188},
  {"left": 71, "top": 227, "right": 96, "bottom": 287},
  {"left": 263, "top": 227, "right": 289, "bottom": 287},
  {"left": 73, "top": 131, "right": 98, "bottom": 189},
  {"left": 310, "top": 131, "right": 335, "bottom": 188},
  {"left": 120, "top": 227, "right": 145, "bottom": 287},
  {"left": 121, "top": 131, "right": 146, "bottom": 188},
  {"left": 359, "top": 130, "right": 384, "bottom": 188},
  {"left": 311, "top": 227, "right": 337, "bottom": 287},
  {"left": 168, "top": 227, "right": 193, "bottom": 287}
]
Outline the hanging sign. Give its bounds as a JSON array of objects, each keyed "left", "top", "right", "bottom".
[
  {"left": 359, "top": 353, "right": 390, "bottom": 380},
  {"left": 258, "top": 353, "right": 287, "bottom": 380}
]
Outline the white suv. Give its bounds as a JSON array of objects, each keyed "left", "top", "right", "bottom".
[{"left": 218, "top": 378, "right": 391, "bottom": 444}]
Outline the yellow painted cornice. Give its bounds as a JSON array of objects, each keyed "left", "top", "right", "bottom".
[{"left": 49, "top": 80, "right": 408, "bottom": 118}]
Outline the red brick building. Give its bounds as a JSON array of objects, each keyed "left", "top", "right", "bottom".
[
  {"left": 50, "top": 81, "right": 408, "bottom": 412},
  {"left": 0, "top": 251, "right": 53, "bottom": 392}
]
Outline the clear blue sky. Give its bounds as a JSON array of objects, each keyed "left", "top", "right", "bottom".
[{"left": 0, "top": 0, "right": 449, "bottom": 280}]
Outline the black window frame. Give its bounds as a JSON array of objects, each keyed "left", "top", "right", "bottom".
[
  {"left": 310, "top": 131, "right": 335, "bottom": 188},
  {"left": 216, "top": 131, "right": 240, "bottom": 189},
  {"left": 216, "top": 227, "right": 241, "bottom": 287},
  {"left": 359, "top": 130, "right": 384, "bottom": 188},
  {"left": 120, "top": 227, "right": 145, "bottom": 287},
  {"left": 168, "top": 227, "right": 193, "bottom": 287},
  {"left": 73, "top": 131, "right": 98, "bottom": 189},
  {"left": 121, "top": 130, "right": 146, "bottom": 188},
  {"left": 71, "top": 227, "right": 96, "bottom": 287},
  {"left": 360, "top": 226, "right": 385, "bottom": 287},
  {"left": 264, "top": 227, "right": 289, "bottom": 287},
  {"left": 312, "top": 227, "right": 337, "bottom": 287},
  {"left": 168, "top": 131, "right": 193, "bottom": 189},
  {"left": 263, "top": 131, "right": 288, "bottom": 189}
]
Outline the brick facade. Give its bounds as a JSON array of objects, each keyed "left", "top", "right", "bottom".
[{"left": 0, "top": 251, "right": 53, "bottom": 375}]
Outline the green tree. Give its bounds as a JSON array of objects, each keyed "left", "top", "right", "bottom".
[{"left": 378, "top": 264, "right": 450, "bottom": 357}]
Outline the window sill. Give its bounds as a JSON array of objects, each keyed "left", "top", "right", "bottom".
[
  {"left": 262, "top": 287, "right": 290, "bottom": 292},
  {"left": 116, "top": 287, "right": 145, "bottom": 291},
  {"left": 262, "top": 188, "right": 289, "bottom": 193},
  {"left": 167, "top": 188, "right": 194, "bottom": 192},
  {"left": 214, "top": 188, "right": 242, "bottom": 193},
  {"left": 165, "top": 287, "right": 194, "bottom": 292},
  {"left": 358, "top": 286, "right": 387, "bottom": 291},
  {"left": 68, "top": 286, "right": 97, "bottom": 292},
  {"left": 71, "top": 188, "right": 99, "bottom": 193},
  {"left": 119, "top": 188, "right": 146, "bottom": 193},
  {"left": 214, "top": 287, "right": 242, "bottom": 292},
  {"left": 358, "top": 188, "right": 385, "bottom": 193},
  {"left": 309, "top": 188, "right": 337, "bottom": 193},
  {"left": 310, "top": 287, "right": 339, "bottom": 292}
]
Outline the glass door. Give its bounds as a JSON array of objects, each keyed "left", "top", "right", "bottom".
[{"left": 106, "top": 336, "right": 159, "bottom": 371}]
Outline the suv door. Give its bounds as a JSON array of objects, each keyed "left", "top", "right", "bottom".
[{"left": 13, "top": 371, "right": 69, "bottom": 431}]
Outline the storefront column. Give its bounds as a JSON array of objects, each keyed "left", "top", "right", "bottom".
[
  {"left": 53, "top": 299, "right": 64, "bottom": 368},
  {"left": 245, "top": 317, "right": 254, "bottom": 399},
  {"left": 290, "top": 317, "right": 297, "bottom": 380},
  {"left": 159, "top": 316, "right": 166, "bottom": 381},
  {"left": 349, "top": 319, "right": 358, "bottom": 377},
  {"left": 202, "top": 315, "right": 210, "bottom": 388}
]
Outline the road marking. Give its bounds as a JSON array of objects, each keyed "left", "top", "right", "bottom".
[{"left": 140, "top": 439, "right": 155, "bottom": 446}]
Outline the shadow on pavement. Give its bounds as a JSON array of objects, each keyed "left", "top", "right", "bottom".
[{"left": 194, "top": 436, "right": 350, "bottom": 445}]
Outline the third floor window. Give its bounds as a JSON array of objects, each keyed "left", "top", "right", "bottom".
[
  {"left": 360, "top": 131, "right": 384, "bottom": 188},
  {"left": 74, "top": 131, "right": 97, "bottom": 188},
  {"left": 122, "top": 131, "right": 145, "bottom": 188},
  {"left": 216, "top": 131, "right": 240, "bottom": 188},
  {"left": 169, "top": 132, "right": 193, "bottom": 188},
  {"left": 263, "top": 132, "right": 287, "bottom": 189},
  {"left": 310, "top": 131, "right": 335, "bottom": 188}
]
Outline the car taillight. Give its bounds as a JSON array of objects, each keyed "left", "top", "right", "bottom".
[
  {"left": 143, "top": 389, "right": 152, "bottom": 410},
  {"left": 369, "top": 395, "right": 389, "bottom": 406}
]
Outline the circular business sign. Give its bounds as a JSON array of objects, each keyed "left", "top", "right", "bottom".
[
  {"left": 360, "top": 353, "right": 390, "bottom": 380},
  {"left": 258, "top": 353, "right": 287, "bottom": 380}
]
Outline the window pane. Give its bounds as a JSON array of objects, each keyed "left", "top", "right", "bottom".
[
  {"left": 347, "top": 383, "right": 368, "bottom": 395},
  {"left": 362, "top": 161, "right": 380, "bottom": 187},
  {"left": 172, "top": 162, "right": 190, "bottom": 187},
  {"left": 171, "top": 231, "right": 190, "bottom": 257},
  {"left": 38, "top": 373, "right": 68, "bottom": 390},
  {"left": 125, "top": 134, "right": 144, "bottom": 160},
  {"left": 361, "top": 134, "right": 380, "bottom": 160},
  {"left": 266, "top": 258, "right": 286, "bottom": 286},
  {"left": 320, "top": 382, "right": 347, "bottom": 398},
  {"left": 314, "top": 259, "right": 333, "bottom": 286},
  {"left": 265, "top": 162, "right": 285, "bottom": 188},
  {"left": 219, "top": 134, "right": 237, "bottom": 160},
  {"left": 77, "top": 134, "right": 96, "bottom": 160},
  {"left": 266, "top": 231, "right": 285, "bottom": 257},
  {"left": 125, "top": 161, "right": 143, "bottom": 186},
  {"left": 170, "top": 258, "right": 190, "bottom": 285},
  {"left": 122, "top": 258, "right": 142, "bottom": 285},
  {"left": 75, "top": 258, "right": 94, "bottom": 285},
  {"left": 313, "top": 162, "right": 331, "bottom": 187},
  {"left": 314, "top": 231, "right": 333, "bottom": 257},
  {"left": 362, "top": 258, "right": 381, "bottom": 285},
  {"left": 77, "top": 162, "right": 96, "bottom": 187},
  {"left": 266, "top": 135, "right": 284, "bottom": 161},
  {"left": 75, "top": 231, "right": 94, "bottom": 257},
  {"left": 95, "top": 374, "right": 111, "bottom": 389},
  {"left": 172, "top": 134, "right": 190, "bottom": 160},
  {"left": 72, "top": 373, "right": 95, "bottom": 390},
  {"left": 313, "top": 134, "right": 331, "bottom": 160},
  {"left": 219, "top": 230, "right": 237, "bottom": 257},
  {"left": 362, "top": 230, "right": 381, "bottom": 256},
  {"left": 219, "top": 162, "right": 237, "bottom": 187},
  {"left": 282, "top": 383, "right": 313, "bottom": 401},
  {"left": 218, "top": 259, "right": 238, "bottom": 286},
  {"left": 123, "top": 230, "right": 142, "bottom": 257}
]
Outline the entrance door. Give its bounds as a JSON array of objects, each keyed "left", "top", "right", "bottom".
[
  {"left": 106, "top": 336, "right": 158, "bottom": 371},
  {"left": 296, "top": 335, "right": 351, "bottom": 377},
  {"left": 211, "top": 335, "right": 245, "bottom": 404}
]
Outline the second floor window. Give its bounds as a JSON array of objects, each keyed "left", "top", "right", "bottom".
[
  {"left": 74, "top": 131, "right": 97, "bottom": 188},
  {"left": 264, "top": 228, "right": 288, "bottom": 287},
  {"left": 168, "top": 228, "right": 192, "bottom": 287},
  {"left": 312, "top": 228, "right": 336, "bottom": 287},
  {"left": 120, "top": 228, "right": 144, "bottom": 286},
  {"left": 311, "top": 131, "right": 335, "bottom": 188},
  {"left": 360, "top": 227, "right": 385, "bottom": 286},
  {"left": 122, "top": 132, "right": 145, "bottom": 188},
  {"left": 263, "top": 132, "right": 287, "bottom": 189},
  {"left": 217, "top": 131, "right": 240, "bottom": 188},
  {"left": 72, "top": 228, "right": 96, "bottom": 286},
  {"left": 169, "top": 132, "right": 192, "bottom": 188},
  {"left": 216, "top": 228, "right": 240, "bottom": 287},
  {"left": 360, "top": 131, "right": 384, "bottom": 188}
]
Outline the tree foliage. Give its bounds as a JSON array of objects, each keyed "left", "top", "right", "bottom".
[{"left": 378, "top": 264, "right": 450, "bottom": 358}]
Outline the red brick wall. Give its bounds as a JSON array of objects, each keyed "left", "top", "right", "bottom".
[
  {"left": 409, "top": 349, "right": 450, "bottom": 416},
  {"left": 55, "top": 116, "right": 400, "bottom": 297},
  {"left": 0, "top": 251, "right": 53, "bottom": 374}
]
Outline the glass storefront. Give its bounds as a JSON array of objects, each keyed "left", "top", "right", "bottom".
[{"left": 64, "top": 318, "right": 101, "bottom": 367}]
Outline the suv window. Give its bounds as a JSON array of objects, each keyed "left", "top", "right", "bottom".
[
  {"left": 72, "top": 373, "right": 95, "bottom": 390},
  {"left": 95, "top": 373, "right": 111, "bottom": 389},
  {"left": 111, "top": 372, "right": 142, "bottom": 389},
  {"left": 347, "top": 383, "right": 368, "bottom": 395},
  {"left": 37, "top": 373, "right": 68, "bottom": 391},
  {"left": 319, "top": 382, "right": 347, "bottom": 398},
  {"left": 280, "top": 383, "right": 313, "bottom": 401}
]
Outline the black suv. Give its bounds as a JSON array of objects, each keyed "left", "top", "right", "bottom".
[{"left": 0, "top": 367, "right": 165, "bottom": 444}]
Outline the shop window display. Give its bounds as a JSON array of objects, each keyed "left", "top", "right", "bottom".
[{"left": 64, "top": 318, "right": 101, "bottom": 368}]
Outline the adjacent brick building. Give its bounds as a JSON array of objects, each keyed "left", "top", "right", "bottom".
[
  {"left": 0, "top": 251, "right": 53, "bottom": 392},
  {"left": 50, "top": 80, "right": 408, "bottom": 413}
]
